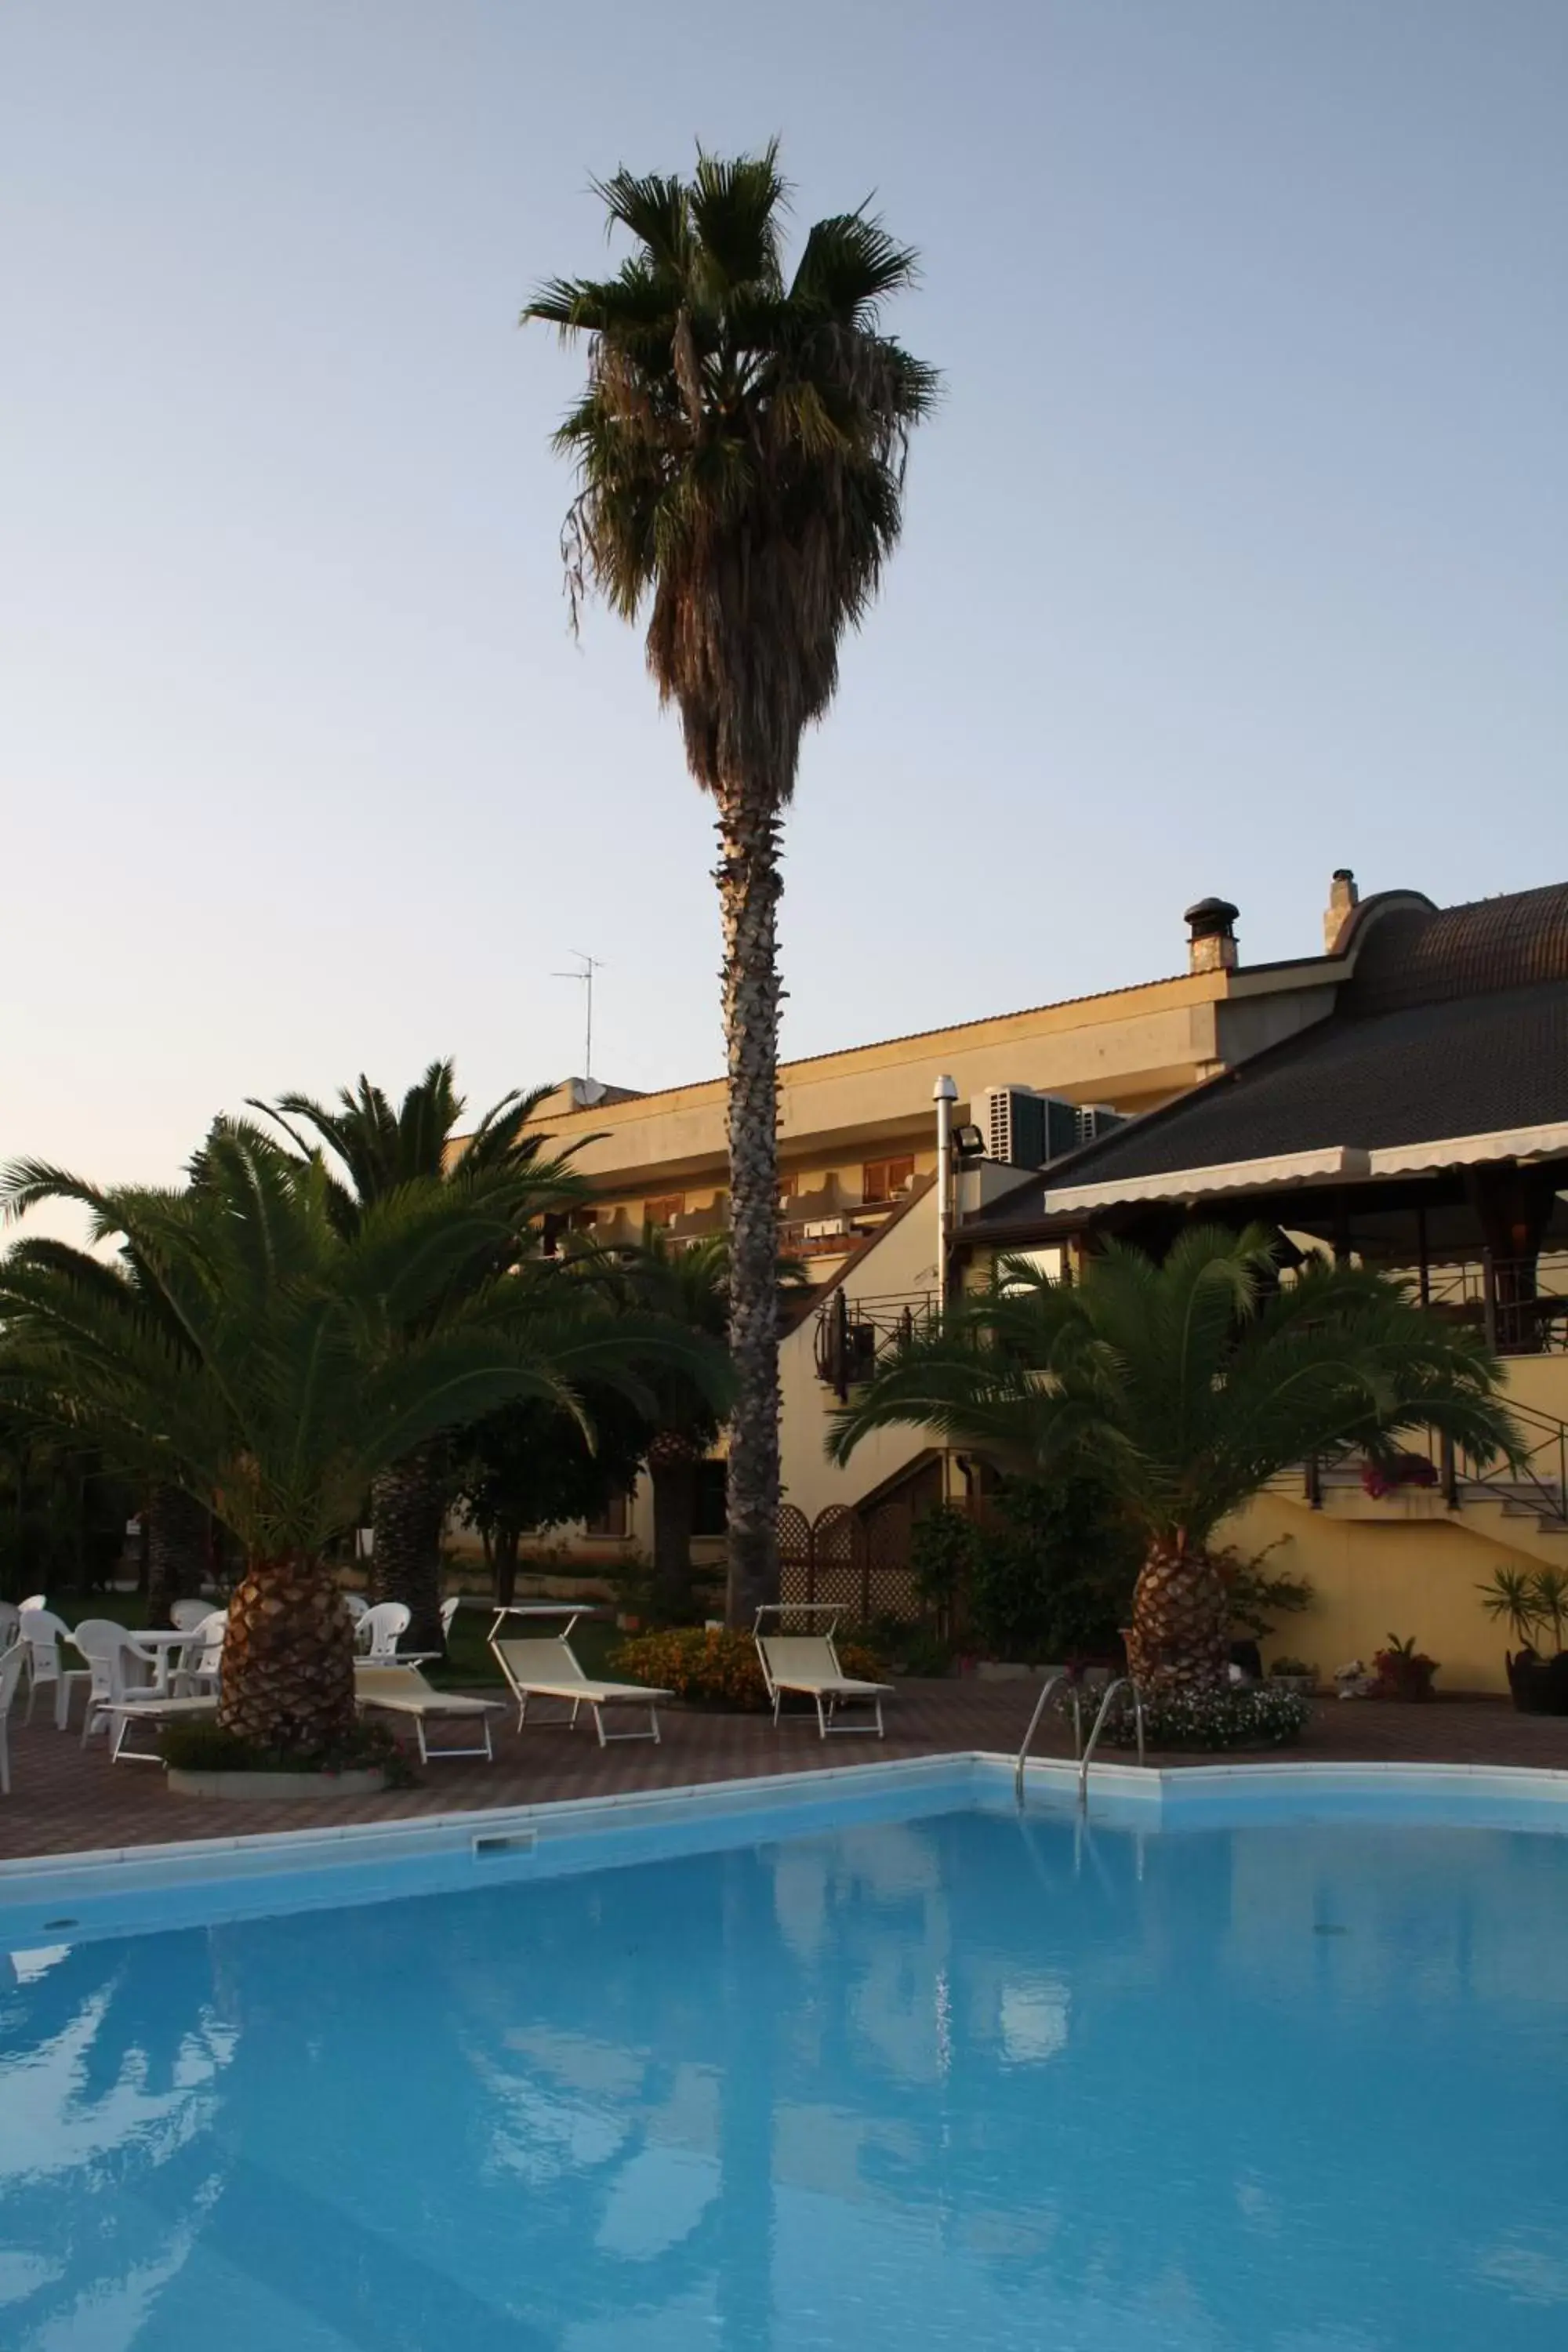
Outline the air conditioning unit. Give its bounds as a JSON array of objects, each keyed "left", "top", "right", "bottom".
[{"left": 978, "top": 1086, "right": 1127, "bottom": 1171}]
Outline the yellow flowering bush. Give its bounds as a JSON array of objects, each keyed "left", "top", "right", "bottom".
[{"left": 612, "top": 1626, "right": 885, "bottom": 1711}]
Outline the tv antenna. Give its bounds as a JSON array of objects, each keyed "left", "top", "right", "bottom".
[{"left": 553, "top": 949, "right": 604, "bottom": 1081}]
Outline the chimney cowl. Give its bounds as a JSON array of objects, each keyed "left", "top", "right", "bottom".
[{"left": 1184, "top": 896, "right": 1240, "bottom": 975}]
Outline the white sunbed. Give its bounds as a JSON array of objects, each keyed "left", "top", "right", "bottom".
[
  {"left": 754, "top": 1607, "right": 894, "bottom": 1739},
  {"left": 354, "top": 1664, "right": 503, "bottom": 1763},
  {"left": 492, "top": 1624, "right": 670, "bottom": 1747},
  {"left": 106, "top": 1693, "right": 221, "bottom": 1763}
]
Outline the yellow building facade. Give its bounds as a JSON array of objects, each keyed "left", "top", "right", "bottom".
[{"left": 506, "top": 874, "right": 1568, "bottom": 1695}]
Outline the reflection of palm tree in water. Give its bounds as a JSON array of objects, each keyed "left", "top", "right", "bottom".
[{"left": 0, "top": 1928, "right": 234, "bottom": 2343}]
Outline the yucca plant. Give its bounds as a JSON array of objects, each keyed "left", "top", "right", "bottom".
[
  {"left": 0, "top": 1126, "right": 722, "bottom": 1753},
  {"left": 527, "top": 147, "right": 936, "bottom": 1622},
  {"left": 829, "top": 1226, "right": 1519, "bottom": 1698},
  {"left": 1476, "top": 1565, "right": 1545, "bottom": 1651}
]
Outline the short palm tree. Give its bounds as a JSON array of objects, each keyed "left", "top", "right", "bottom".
[
  {"left": 0, "top": 1126, "right": 715, "bottom": 1752},
  {"left": 527, "top": 147, "right": 937, "bottom": 1624},
  {"left": 252, "top": 1060, "right": 589, "bottom": 1646},
  {"left": 829, "top": 1227, "right": 1520, "bottom": 1696}
]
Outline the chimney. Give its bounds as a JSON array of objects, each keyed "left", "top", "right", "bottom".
[
  {"left": 1324, "top": 867, "right": 1359, "bottom": 953},
  {"left": 1184, "top": 896, "right": 1240, "bottom": 975}
]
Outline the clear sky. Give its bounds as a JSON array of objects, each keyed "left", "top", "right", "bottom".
[{"left": 3, "top": 0, "right": 1564, "bottom": 1196}]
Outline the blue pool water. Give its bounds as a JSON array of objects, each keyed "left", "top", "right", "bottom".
[{"left": 2, "top": 1791, "right": 1566, "bottom": 2350}]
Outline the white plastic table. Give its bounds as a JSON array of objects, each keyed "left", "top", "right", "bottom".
[{"left": 72, "top": 1626, "right": 193, "bottom": 1697}]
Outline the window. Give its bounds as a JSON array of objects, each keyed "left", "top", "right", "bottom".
[
  {"left": 583, "top": 1490, "right": 630, "bottom": 1540},
  {"left": 861, "top": 1156, "right": 916, "bottom": 1205},
  {"left": 692, "top": 1461, "right": 728, "bottom": 1539},
  {"left": 644, "top": 1192, "right": 686, "bottom": 1229}
]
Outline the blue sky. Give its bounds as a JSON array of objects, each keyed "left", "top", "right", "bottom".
[{"left": 2, "top": 0, "right": 1564, "bottom": 1189}]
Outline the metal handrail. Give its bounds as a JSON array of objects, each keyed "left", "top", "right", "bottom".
[
  {"left": 1078, "top": 1677, "right": 1145, "bottom": 1806},
  {"left": 1013, "top": 1671, "right": 1085, "bottom": 1801}
]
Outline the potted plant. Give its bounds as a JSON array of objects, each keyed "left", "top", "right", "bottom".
[
  {"left": 1360, "top": 1451, "right": 1439, "bottom": 1500},
  {"left": 1267, "top": 1656, "right": 1318, "bottom": 1697},
  {"left": 1371, "top": 1633, "right": 1439, "bottom": 1700},
  {"left": 1477, "top": 1566, "right": 1568, "bottom": 1715}
]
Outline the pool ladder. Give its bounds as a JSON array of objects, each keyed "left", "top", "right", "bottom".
[{"left": 1014, "top": 1674, "right": 1145, "bottom": 1806}]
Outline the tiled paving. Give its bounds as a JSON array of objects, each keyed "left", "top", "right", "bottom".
[{"left": 4, "top": 1684, "right": 1568, "bottom": 1864}]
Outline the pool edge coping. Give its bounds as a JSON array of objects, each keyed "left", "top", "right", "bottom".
[{"left": 5, "top": 1748, "right": 1568, "bottom": 1902}]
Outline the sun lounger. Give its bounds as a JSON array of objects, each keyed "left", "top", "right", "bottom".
[
  {"left": 105, "top": 1693, "right": 220, "bottom": 1762},
  {"left": 754, "top": 1608, "right": 894, "bottom": 1739},
  {"left": 492, "top": 1632, "right": 670, "bottom": 1747},
  {"left": 354, "top": 1664, "right": 503, "bottom": 1762}
]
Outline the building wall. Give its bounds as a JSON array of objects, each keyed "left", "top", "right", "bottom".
[
  {"left": 1220, "top": 1355, "right": 1568, "bottom": 1695},
  {"left": 778, "top": 1184, "right": 948, "bottom": 1529},
  {"left": 1219, "top": 1490, "right": 1549, "bottom": 1695}
]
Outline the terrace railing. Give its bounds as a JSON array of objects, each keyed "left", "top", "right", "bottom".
[
  {"left": 813, "top": 1289, "right": 942, "bottom": 1403},
  {"left": 1296, "top": 1398, "right": 1568, "bottom": 1530}
]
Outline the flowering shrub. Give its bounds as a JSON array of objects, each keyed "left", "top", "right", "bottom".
[
  {"left": 1103, "top": 1682, "right": 1311, "bottom": 1751},
  {"left": 611, "top": 1626, "right": 885, "bottom": 1711},
  {"left": 1360, "top": 1453, "right": 1439, "bottom": 1500}
]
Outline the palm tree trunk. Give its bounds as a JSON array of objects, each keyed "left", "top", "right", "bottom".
[
  {"left": 716, "top": 786, "right": 783, "bottom": 1627},
  {"left": 649, "top": 1443, "right": 698, "bottom": 1621},
  {"left": 219, "top": 1554, "right": 356, "bottom": 1753},
  {"left": 1124, "top": 1540, "right": 1231, "bottom": 1697},
  {"left": 370, "top": 1444, "right": 448, "bottom": 1653},
  {"left": 146, "top": 1483, "right": 209, "bottom": 1621},
  {"left": 492, "top": 1524, "right": 521, "bottom": 1610}
]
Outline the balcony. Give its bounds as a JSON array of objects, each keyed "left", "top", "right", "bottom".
[
  {"left": 814, "top": 1289, "right": 941, "bottom": 1400},
  {"left": 1417, "top": 1255, "right": 1568, "bottom": 1356}
]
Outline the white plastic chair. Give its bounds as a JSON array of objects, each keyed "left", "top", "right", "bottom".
[
  {"left": 19, "top": 1593, "right": 47, "bottom": 1613},
  {"left": 172, "top": 1610, "right": 226, "bottom": 1697},
  {"left": 1, "top": 1644, "right": 25, "bottom": 1794},
  {"left": 73, "top": 1618, "right": 154, "bottom": 1748},
  {"left": 18, "top": 1608, "right": 92, "bottom": 1730},
  {"left": 74, "top": 1621, "right": 216, "bottom": 1762},
  {"left": 343, "top": 1592, "right": 370, "bottom": 1625},
  {"left": 440, "top": 1596, "right": 460, "bottom": 1642},
  {"left": 0, "top": 1601, "right": 19, "bottom": 1653},
  {"left": 169, "top": 1597, "right": 212, "bottom": 1632},
  {"left": 358, "top": 1601, "right": 412, "bottom": 1662}
]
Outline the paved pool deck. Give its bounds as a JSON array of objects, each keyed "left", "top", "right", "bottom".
[{"left": 5, "top": 1681, "right": 1568, "bottom": 1863}]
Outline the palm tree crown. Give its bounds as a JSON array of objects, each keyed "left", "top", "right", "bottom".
[
  {"left": 527, "top": 144, "right": 938, "bottom": 795},
  {"left": 528, "top": 146, "right": 936, "bottom": 1624}
]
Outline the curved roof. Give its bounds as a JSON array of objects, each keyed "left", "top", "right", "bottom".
[{"left": 1344, "top": 881, "right": 1568, "bottom": 1017}]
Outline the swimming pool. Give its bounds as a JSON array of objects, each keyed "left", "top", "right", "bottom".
[{"left": 3, "top": 1761, "right": 1566, "bottom": 2350}]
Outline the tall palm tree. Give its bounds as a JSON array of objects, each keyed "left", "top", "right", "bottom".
[
  {"left": 252, "top": 1060, "right": 589, "bottom": 1646},
  {"left": 527, "top": 147, "right": 938, "bottom": 1623},
  {"left": 829, "top": 1227, "right": 1519, "bottom": 1697},
  {"left": 0, "top": 1126, "right": 714, "bottom": 1751}
]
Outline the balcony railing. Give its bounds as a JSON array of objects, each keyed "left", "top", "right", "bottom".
[
  {"left": 814, "top": 1289, "right": 941, "bottom": 1401},
  {"left": 1415, "top": 1256, "right": 1568, "bottom": 1356},
  {"left": 1291, "top": 1398, "right": 1568, "bottom": 1529}
]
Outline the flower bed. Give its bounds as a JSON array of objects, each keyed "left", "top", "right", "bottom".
[
  {"left": 612, "top": 1626, "right": 886, "bottom": 1712},
  {"left": 159, "top": 1720, "right": 416, "bottom": 1784},
  {"left": 1104, "top": 1682, "right": 1312, "bottom": 1752}
]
